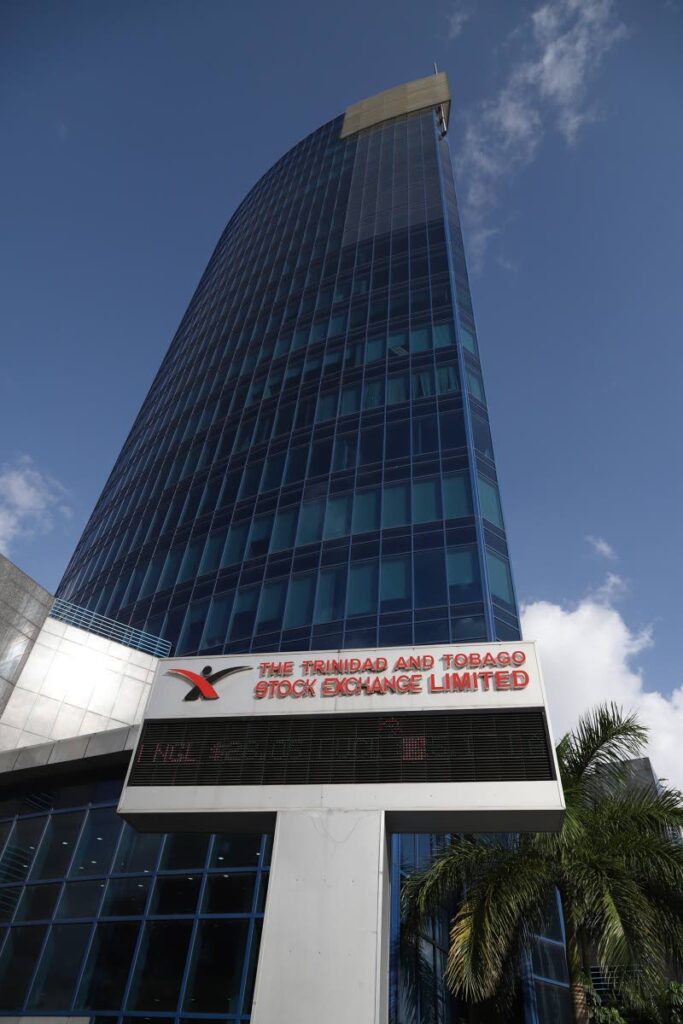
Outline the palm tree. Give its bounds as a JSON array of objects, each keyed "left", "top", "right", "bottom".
[{"left": 402, "top": 704, "right": 683, "bottom": 1023}]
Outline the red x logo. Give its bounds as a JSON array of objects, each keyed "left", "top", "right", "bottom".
[{"left": 168, "top": 665, "right": 251, "bottom": 701}]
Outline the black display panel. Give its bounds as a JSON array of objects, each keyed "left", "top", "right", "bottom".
[{"left": 128, "top": 710, "right": 554, "bottom": 787}]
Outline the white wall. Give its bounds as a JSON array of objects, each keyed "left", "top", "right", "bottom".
[{"left": 0, "top": 616, "right": 157, "bottom": 750}]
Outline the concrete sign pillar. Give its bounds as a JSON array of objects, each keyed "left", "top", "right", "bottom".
[{"left": 251, "top": 809, "right": 390, "bottom": 1024}]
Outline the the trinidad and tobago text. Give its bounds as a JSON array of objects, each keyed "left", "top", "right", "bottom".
[{"left": 253, "top": 651, "right": 530, "bottom": 700}]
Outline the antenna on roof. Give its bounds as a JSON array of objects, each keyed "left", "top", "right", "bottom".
[{"left": 433, "top": 60, "right": 439, "bottom": 74}]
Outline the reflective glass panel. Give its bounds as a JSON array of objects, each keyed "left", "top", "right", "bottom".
[
  {"left": 76, "top": 921, "right": 139, "bottom": 1010},
  {"left": 15, "top": 882, "right": 60, "bottom": 921},
  {"left": 0, "top": 816, "right": 45, "bottom": 883},
  {"left": 183, "top": 920, "right": 248, "bottom": 1013},
  {"left": 203, "top": 873, "right": 255, "bottom": 914},
  {"left": 150, "top": 875, "right": 200, "bottom": 915},
  {"left": 28, "top": 922, "right": 91, "bottom": 1009},
  {"left": 69, "top": 807, "right": 121, "bottom": 877},
  {"left": 102, "top": 877, "right": 150, "bottom": 916},
  {"left": 127, "top": 921, "right": 192, "bottom": 1011},
  {"left": 159, "top": 834, "right": 208, "bottom": 871},
  {"left": 0, "top": 924, "right": 47, "bottom": 1009}
]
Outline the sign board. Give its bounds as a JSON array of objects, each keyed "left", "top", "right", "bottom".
[{"left": 118, "top": 642, "right": 564, "bottom": 832}]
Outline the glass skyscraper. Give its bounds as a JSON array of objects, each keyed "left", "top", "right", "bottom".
[
  {"left": 53, "top": 74, "right": 569, "bottom": 1021},
  {"left": 57, "top": 73, "right": 519, "bottom": 653}
]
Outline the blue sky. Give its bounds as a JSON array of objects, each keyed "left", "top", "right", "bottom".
[{"left": 2, "top": 1, "right": 682, "bottom": 775}]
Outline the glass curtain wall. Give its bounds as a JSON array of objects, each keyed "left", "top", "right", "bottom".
[
  {"left": 55, "top": 94, "right": 566, "bottom": 1021},
  {"left": 0, "top": 771, "right": 268, "bottom": 1022},
  {"left": 57, "top": 107, "right": 518, "bottom": 653}
]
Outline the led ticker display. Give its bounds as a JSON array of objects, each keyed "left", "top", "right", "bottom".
[{"left": 128, "top": 709, "right": 555, "bottom": 788}]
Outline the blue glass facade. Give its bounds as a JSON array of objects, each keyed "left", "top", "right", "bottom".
[
  {"left": 51, "top": 88, "right": 569, "bottom": 1022},
  {"left": 0, "top": 768, "right": 267, "bottom": 1020},
  {"left": 57, "top": 106, "right": 519, "bottom": 652}
]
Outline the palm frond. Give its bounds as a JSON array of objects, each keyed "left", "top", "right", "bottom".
[
  {"left": 442, "top": 849, "right": 554, "bottom": 1001},
  {"left": 559, "top": 703, "right": 647, "bottom": 792}
]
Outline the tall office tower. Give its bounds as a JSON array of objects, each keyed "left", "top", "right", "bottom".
[{"left": 56, "top": 76, "right": 568, "bottom": 1021}]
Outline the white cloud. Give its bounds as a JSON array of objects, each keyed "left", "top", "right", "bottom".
[
  {"left": 0, "top": 456, "right": 71, "bottom": 556},
  {"left": 586, "top": 534, "right": 617, "bottom": 560},
  {"left": 447, "top": 2, "right": 472, "bottom": 40},
  {"left": 522, "top": 579, "right": 683, "bottom": 790},
  {"left": 457, "top": 0, "right": 627, "bottom": 266}
]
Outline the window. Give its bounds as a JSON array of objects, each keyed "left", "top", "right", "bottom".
[
  {"left": 201, "top": 591, "right": 234, "bottom": 649},
  {"left": 255, "top": 579, "right": 287, "bottom": 634},
  {"left": 409, "top": 325, "right": 431, "bottom": 352},
  {"left": 333, "top": 433, "right": 356, "bottom": 471},
  {"left": 314, "top": 565, "right": 346, "bottom": 623},
  {"left": 363, "top": 377, "right": 384, "bottom": 409},
  {"left": 380, "top": 554, "right": 412, "bottom": 612},
  {"left": 262, "top": 452, "right": 285, "bottom": 490},
  {"left": 177, "top": 599, "right": 209, "bottom": 655},
  {"left": 413, "top": 478, "right": 440, "bottom": 523},
  {"left": 27, "top": 923, "right": 91, "bottom": 1009},
  {"left": 366, "top": 335, "right": 385, "bottom": 363},
  {"left": 69, "top": 807, "right": 121, "bottom": 877},
  {"left": 0, "top": 925, "right": 48, "bottom": 1009},
  {"left": 157, "top": 545, "right": 183, "bottom": 591},
  {"left": 76, "top": 921, "right": 139, "bottom": 1010},
  {"left": 229, "top": 585, "right": 259, "bottom": 640},
  {"left": 415, "top": 549, "right": 447, "bottom": 608},
  {"left": 382, "top": 481, "right": 410, "bottom": 528},
  {"left": 102, "top": 876, "right": 150, "bottom": 916},
  {"left": 353, "top": 487, "right": 380, "bottom": 534},
  {"left": 459, "top": 324, "right": 478, "bottom": 354},
  {"left": 203, "top": 873, "right": 255, "bottom": 914},
  {"left": 347, "top": 561, "right": 378, "bottom": 617},
  {"left": 221, "top": 521, "right": 248, "bottom": 567},
  {"left": 359, "top": 425, "right": 383, "bottom": 465},
  {"left": 472, "top": 413, "right": 494, "bottom": 459},
  {"left": 340, "top": 383, "right": 361, "bottom": 415},
  {"left": 316, "top": 390, "right": 338, "bottom": 422},
  {"left": 15, "top": 882, "right": 60, "bottom": 920},
  {"left": 308, "top": 437, "right": 333, "bottom": 477},
  {"left": 447, "top": 546, "right": 481, "bottom": 604},
  {"left": 284, "top": 446, "right": 307, "bottom": 484},
  {"left": 324, "top": 493, "right": 352, "bottom": 539},
  {"left": 411, "top": 367, "right": 434, "bottom": 399},
  {"left": 436, "top": 363, "right": 459, "bottom": 395},
  {"left": 284, "top": 574, "right": 316, "bottom": 629},
  {"left": 183, "top": 920, "right": 248, "bottom": 1013},
  {"left": 486, "top": 549, "right": 515, "bottom": 607},
  {"left": 433, "top": 321, "right": 455, "bottom": 348},
  {"left": 127, "top": 921, "right": 192, "bottom": 1011},
  {"left": 177, "top": 537, "right": 204, "bottom": 584},
  {"left": 159, "top": 833, "right": 208, "bottom": 871},
  {"left": 150, "top": 875, "right": 200, "bottom": 915},
  {"left": 114, "top": 826, "right": 161, "bottom": 875},
  {"left": 478, "top": 475, "right": 504, "bottom": 528},
  {"left": 443, "top": 471, "right": 471, "bottom": 519},
  {"left": 466, "top": 366, "right": 485, "bottom": 403},
  {"left": 30, "top": 811, "right": 83, "bottom": 879},
  {"left": 385, "top": 419, "right": 410, "bottom": 460},
  {"left": 271, "top": 506, "right": 298, "bottom": 552},
  {"left": 387, "top": 372, "right": 409, "bottom": 405},
  {"left": 198, "top": 528, "right": 227, "bottom": 575},
  {"left": 56, "top": 880, "right": 104, "bottom": 918},
  {"left": 412, "top": 414, "right": 438, "bottom": 454},
  {"left": 247, "top": 514, "right": 273, "bottom": 558},
  {"left": 297, "top": 498, "right": 325, "bottom": 546}
]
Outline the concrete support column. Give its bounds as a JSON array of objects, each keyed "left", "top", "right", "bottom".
[{"left": 251, "top": 808, "right": 391, "bottom": 1024}]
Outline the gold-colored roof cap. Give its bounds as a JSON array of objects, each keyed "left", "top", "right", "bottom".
[{"left": 341, "top": 72, "right": 451, "bottom": 139}]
